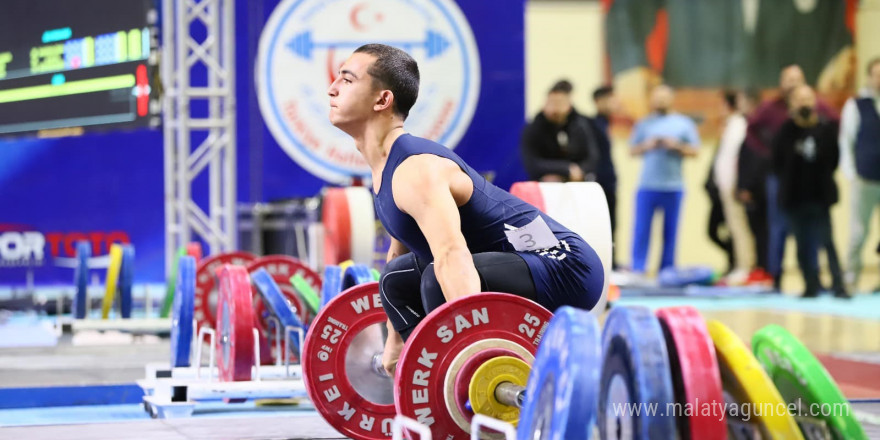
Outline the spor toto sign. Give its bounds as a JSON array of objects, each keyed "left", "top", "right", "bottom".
[{"left": 256, "top": 0, "right": 481, "bottom": 184}]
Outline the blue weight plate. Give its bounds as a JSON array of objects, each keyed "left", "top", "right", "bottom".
[
  {"left": 171, "top": 256, "right": 196, "bottom": 368},
  {"left": 518, "top": 306, "right": 601, "bottom": 440},
  {"left": 251, "top": 268, "right": 305, "bottom": 351},
  {"left": 598, "top": 305, "right": 677, "bottom": 439},
  {"left": 320, "top": 265, "right": 343, "bottom": 309},
  {"left": 73, "top": 241, "right": 90, "bottom": 319},
  {"left": 658, "top": 266, "right": 715, "bottom": 288},
  {"left": 119, "top": 245, "right": 135, "bottom": 318},
  {"left": 342, "top": 263, "right": 373, "bottom": 290}
]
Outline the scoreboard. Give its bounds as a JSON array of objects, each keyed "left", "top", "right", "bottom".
[{"left": 0, "top": 0, "right": 159, "bottom": 137}]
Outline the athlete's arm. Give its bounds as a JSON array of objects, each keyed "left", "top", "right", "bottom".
[
  {"left": 385, "top": 237, "right": 409, "bottom": 263},
  {"left": 392, "top": 155, "right": 480, "bottom": 302}
]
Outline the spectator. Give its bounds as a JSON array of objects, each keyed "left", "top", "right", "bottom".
[
  {"left": 839, "top": 57, "right": 880, "bottom": 292},
  {"left": 772, "top": 85, "right": 847, "bottom": 298},
  {"left": 705, "top": 165, "right": 734, "bottom": 274},
  {"left": 709, "top": 90, "right": 755, "bottom": 284},
  {"left": 590, "top": 85, "right": 620, "bottom": 268},
  {"left": 736, "top": 89, "right": 774, "bottom": 284},
  {"left": 629, "top": 85, "right": 700, "bottom": 274},
  {"left": 521, "top": 80, "right": 600, "bottom": 182},
  {"left": 748, "top": 65, "right": 836, "bottom": 289}
]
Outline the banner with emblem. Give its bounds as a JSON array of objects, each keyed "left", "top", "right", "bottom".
[{"left": 256, "top": 0, "right": 483, "bottom": 184}]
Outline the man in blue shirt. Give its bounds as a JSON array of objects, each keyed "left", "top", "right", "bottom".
[{"left": 629, "top": 85, "right": 700, "bottom": 273}]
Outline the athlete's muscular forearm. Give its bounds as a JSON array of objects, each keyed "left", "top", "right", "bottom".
[
  {"left": 432, "top": 245, "right": 481, "bottom": 302},
  {"left": 391, "top": 155, "right": 480, "bottom": 301}
]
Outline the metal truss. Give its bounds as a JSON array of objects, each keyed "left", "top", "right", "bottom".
[{"left": 162, "top": 0, "right": 236, "bottom": 275}]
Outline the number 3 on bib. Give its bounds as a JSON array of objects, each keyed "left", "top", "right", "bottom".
[{"left": 504, "top": 216, "right": 559, "bottom": 251}]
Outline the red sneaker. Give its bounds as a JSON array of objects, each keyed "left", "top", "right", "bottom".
[{"left": 746, "top": 268, "right": 773, "bottom": 285}]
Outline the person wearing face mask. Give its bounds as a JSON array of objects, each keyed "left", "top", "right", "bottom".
[
  {"left": 772, "top": 85, "right": 847, "bottom": 298},
  {"left": 746, "top": 65, "right": 837, "bottom": 290},
  {"left": 628, "top": 85, "right": 700, "bottom": 274},
  {"left": 521, "top": 80, "right": 600, "bottom": 183},
  {"left": 839, "top": 58, "right": 880, "bottom": 293}
]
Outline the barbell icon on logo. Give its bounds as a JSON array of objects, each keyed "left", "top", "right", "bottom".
[{"left": 286, "top": 30, "right": 451, "bottom": 60}]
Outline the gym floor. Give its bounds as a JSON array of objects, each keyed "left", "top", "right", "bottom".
[{"left": 1, "top": 288, "right": 878, "bottom": 439}]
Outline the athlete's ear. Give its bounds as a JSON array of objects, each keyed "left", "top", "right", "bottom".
[{"left": 374, "top": 90, "right": 394, "bottom": 112}]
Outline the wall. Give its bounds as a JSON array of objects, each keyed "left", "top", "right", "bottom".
[
  {"left": 525, "top": 1, "right": 605, "bottom": 119},
  {"left": 857, "top": 0, "right": 880, "bottom": 89},
  {"left": 525, "top": 1, "right": 880, "bottom": 291},
  {"left": 0, "top": 0, "right": 527, "bottom": 286}
]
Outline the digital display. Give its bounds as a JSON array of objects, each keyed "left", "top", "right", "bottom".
[{"left": 0, "top": 0, "right": 160, "bottom": 137}]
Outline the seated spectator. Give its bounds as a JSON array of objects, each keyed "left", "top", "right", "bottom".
[{"left": 521, "top": 80, "right": 600, "bottom": 182}]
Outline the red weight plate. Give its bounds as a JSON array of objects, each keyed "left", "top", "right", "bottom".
[
  {"left": 395, "top": 293, "right": 552, "bottom": 439},
  {"left": 185, "top": 242, "right": 203, "bottom": 263},
  {"left": 194, "top": 251, "right": 257, "bottom": 331},
  {"left": 258, "top": 333, "right": 275, "bottom": 366},
  {"left": 323, "top": 188, "right": 352, "bottom": 266},
  {"left": 216, "top": 265, "right": 257, "bottom": 382},
  {"left": 303, "top": 282, "right": 396, "bottom": 440},
  {"left": 656, "top": 306, "right": 727, "bottom": 440},
  {"left": 509, "top": 181, "right": 546, "bottom": 212}
]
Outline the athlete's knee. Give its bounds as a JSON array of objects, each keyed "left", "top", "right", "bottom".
[
  {"left": 382, "top": 253, "right": 418, "bottom": 276},
  {"left": 420, "top": 263, "right": 446, "bottom": 313},
  {"left": 381, "top": 254, "right": 420, "bottom": 292},
  {"left": 379, "top": 253, "right": 424, "bottom": 335}
]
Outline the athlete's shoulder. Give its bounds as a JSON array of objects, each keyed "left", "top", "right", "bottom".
[{"left": 397, "top": 133, "right": 450, "bottom": 150}]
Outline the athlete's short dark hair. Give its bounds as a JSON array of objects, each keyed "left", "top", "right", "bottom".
[{"left": 354, "top": 44, "right": 420, "bottom": 120}]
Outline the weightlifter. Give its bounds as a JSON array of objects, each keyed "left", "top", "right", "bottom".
[{"left": 326, "top": 44, "right": 604, "bottom": 375}]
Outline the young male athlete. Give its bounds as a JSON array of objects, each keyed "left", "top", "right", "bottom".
[{"left": 326, "top": 44, "right": 604, "bottom": 375}]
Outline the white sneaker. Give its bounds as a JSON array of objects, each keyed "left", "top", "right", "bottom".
[{"left": 725, "top": 269, "right": 750, "bottom": 286}]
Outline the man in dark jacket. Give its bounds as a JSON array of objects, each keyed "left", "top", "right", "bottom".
[
  {"left": 521, "top": 80, "right": 600, "bottom": 182},
  {"left": 747, "top": 65, "right": 837, "bottom": 289},
  {"left": 772, "top": 85, "right": 847, "bottom": 298}
]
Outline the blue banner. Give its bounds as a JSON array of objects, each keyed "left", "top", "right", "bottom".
[{"left": 0, "top": 0, "right": 526, "bottom": 286}]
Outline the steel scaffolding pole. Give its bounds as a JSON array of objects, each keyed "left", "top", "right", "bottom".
[{"left": 162, "top": 0, "right": 236, "bottom": 278}]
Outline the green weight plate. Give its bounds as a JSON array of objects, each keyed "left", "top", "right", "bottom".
[
  {"left": 752, "top": 325, "right": 866, "bottom": 440},
  {"left": 161, "top": 247, "right": 189, "bottom": 318}
]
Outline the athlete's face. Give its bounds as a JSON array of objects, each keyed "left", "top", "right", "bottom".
[{"left": 327, "top": 52, "right": 380, "bottom": 131}]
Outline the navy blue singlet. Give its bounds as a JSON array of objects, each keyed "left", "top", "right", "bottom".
[{"left": 372, "top": 134, "right": 602, "bottom": 311}]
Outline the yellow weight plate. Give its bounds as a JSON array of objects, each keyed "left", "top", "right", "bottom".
[
  {"left": 101, "top": 244, "right": 124, "bottom": 319},
  {"left": 707, "top": 320, "right": 804, "bottom": 440},
  {"left": 338, "top": 259, "right": 354, "bottom": 272},
  {"left": 468, "top": 355, "right": 530, "bottom": 425}
]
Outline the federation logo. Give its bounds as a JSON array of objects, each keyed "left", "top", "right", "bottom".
[{"left": 256, "top": 0, "right": 481, "bottom": 184}]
